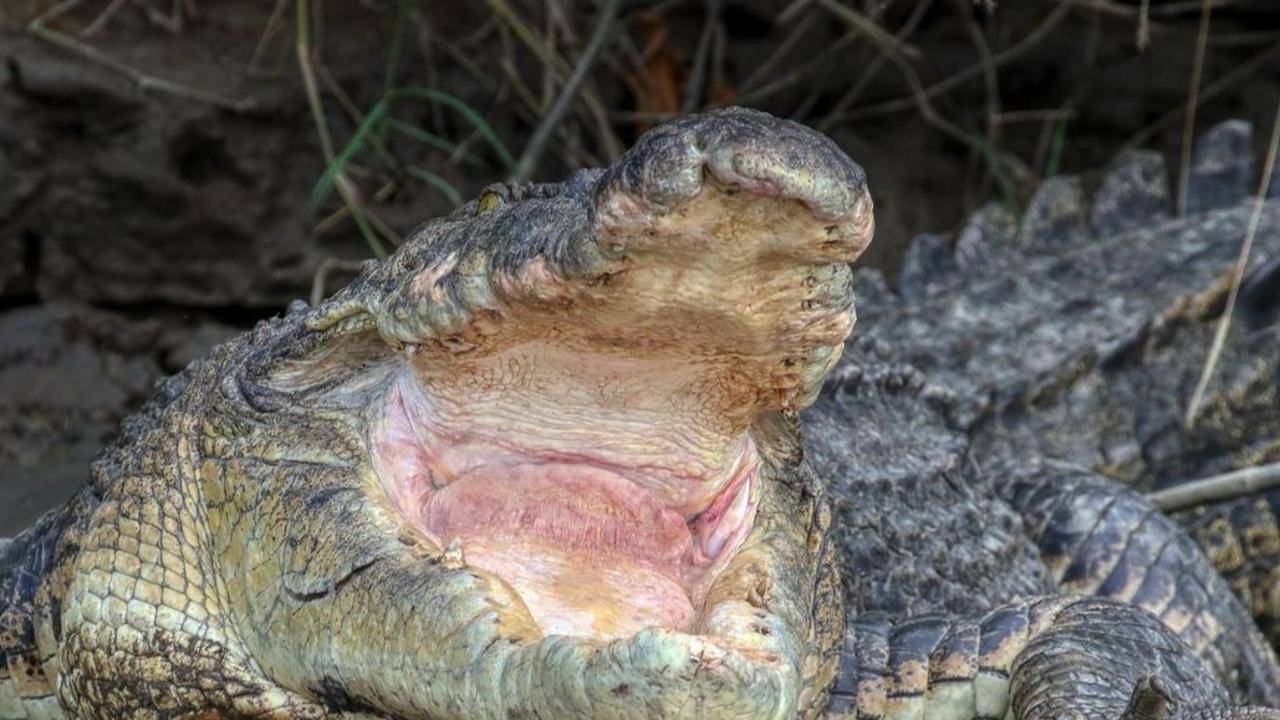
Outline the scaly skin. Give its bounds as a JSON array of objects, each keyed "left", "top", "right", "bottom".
[
  {"left": 800, "top": 118, "right": 1280, "bottom": 718},
  {"left": 1179, "top": 491, "right": 1280, "bottom": 647},
  {"left": 818, "top": 118, "right": 1280, "bottom": 647},
  {"left": 2, "top": 108, "right": 869, "bottom": 719},
  {"left": 2, "top": 109, "right": 1279, "bottom": 720}
]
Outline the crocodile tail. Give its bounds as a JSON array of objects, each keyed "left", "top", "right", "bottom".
[
  {"left": 825, "top": 596, "right": 1261, "bottom": 720},
  {"left": 826, "top": 597, "right": 1072, "bottom": 720},
  {"left": 0, "top": 498, "right": 84, "bottom": 720},
  {"left": 1176, "top": 490, "right": 1280, "bottom": 648},
  {"left": 1003, "top": 463, "right": 1280, "bottom": 706}
]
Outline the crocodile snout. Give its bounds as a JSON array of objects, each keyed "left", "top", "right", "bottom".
[{"left": 593, "top": 106, "right": 874, "bottom": 262}]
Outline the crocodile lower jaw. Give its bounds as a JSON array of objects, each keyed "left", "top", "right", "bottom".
[{"left": 372, "top": 366, "right": 760, "bottom": 640}]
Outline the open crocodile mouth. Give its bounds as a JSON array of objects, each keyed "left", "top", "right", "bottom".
[
  {"left": 367, "top": 161, "right": 869, "bottom": 642},
  {"left": 373, "top": 364, "right": 761, "bottom": 640},
  {"left": 303, "top": 108, "right": 873, "bottom": 717}
]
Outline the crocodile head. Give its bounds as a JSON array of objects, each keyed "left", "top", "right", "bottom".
[{"left": 219, "top": 107, "right": 871, "bottom": 718}]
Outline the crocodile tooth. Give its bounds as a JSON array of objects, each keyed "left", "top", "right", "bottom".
[{"left": 443, "top": 537, "right": 466, "bottom": 569}]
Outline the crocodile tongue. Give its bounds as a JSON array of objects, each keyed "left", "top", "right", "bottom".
[{"left": 427, "top": 465, "right": 699, "bottom": 639}]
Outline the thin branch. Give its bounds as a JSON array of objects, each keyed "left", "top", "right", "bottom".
[
  {"left": 957, "top": 0, "right": 1001, "bottom": 153},
  {"left": 776, "top": 0, "right": 813, "bottom": 24},
  {"left": 816, "top": 0, "right": 933, "bottom": 133},
  {"left": 248, "top": 0, "right": 291, "bottom": 71},
  {"left": 80, "top": 0, "right": 130, "bottom": 38},
  {"left": 1050, "top": 0, "right": 1238, "bottom": 17},
  {"left": 1137, "top": 0, "right": 1151, "bottom": 50},
  {"left": 295, "top": 0, "right": 391, "bottom": 257},
  {"left": 26, "top": 2, "right": 257, "bottom": 112},
  {"left": 1122, "top": 41, "right": 1280, "bottom": 152},
  {"left": 682, "top": 0, "right": 724, "bottom": 114},
  {"left": 733, "top": 32, "right": 856, "bottom": 106},
  {"left": 991, "top": 109, "right": 1078, "bottom": 125},
  {"left": 810, "top": 0, "right": 921, "bottom": 62},
  {"left": 830, "top": 2, "right": 1071, "bottom": 124},
  {"left": 814, "top": 0, "right": 1013, "bottom": 202},
  {"left": 311, "top": 258, "right": 369, "bottom": 306},
  {"left": 509, "top": 0, "right": 621, "bottom": 183},
  {"left": 1208, "top": 31, "right": 1280, "bottom": 48},
  {"left": 737, "top": 10, "right": 816, "bottom": 95},
  {"left": 313, "top": 180, "right": 399, "bottom": 237},
  {"left": 1147, "top": 461, "right": 1280, "bottom": 513},
  {"left": 1175, "top": 0, "right": 1214, "bottom": 217},
  {"left": 485, "top": 0, "right": 622, "bottom": 160},
  {"left": 1184, "top": 93, "right": 1280, "bottom": 427}
]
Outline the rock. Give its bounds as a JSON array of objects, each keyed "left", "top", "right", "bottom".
[{"left": 0, "top": 304, "right": 164, "bottom": 535}]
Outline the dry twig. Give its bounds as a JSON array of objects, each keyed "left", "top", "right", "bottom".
[
  {"left": 26, "top": 0, "right": 256, "bottom": 112},
  {"left": 485, "top": 0, "right": 623, "bottom": 161},
  {"left": 81, "top": 0, "right": 130, "bottom": 37},
  {"left": 683, "top": 0, "right": 724, "bottom": 114},
  {"left": 1123, "top": 41, "right": 1280, "bottom": 151},
  {"left": 1137, "top": 0, "right": 1152, "bottom": 50},
  {"left": 832, "top": 2, "right": 1072, "bottom": 124},
  {"left": 1184, "top": 93, "right": 1280, "bottom": 427},
  {"left": 295, "top": 0, "right": 395, "bottom": 257},
  {"left": 1175, "top": 0, "right": 1214, "bottom": 217},
  {"left": 816, "top": 0, "right": 933, "bottom": 133},
  {"left": 737, "top": 10, "right": 816, "bottom": 96},
  {"left": 509, "top": 0, "right": 621, "bottom": 183},
  {"left": 248, "top": 0, "right": 291, "bottom": 72},
  {"left": 311, "top": 258, "right": 369, "bottom": 306},
  {"left": 1148, "top": 461, "right": 1280, "bottom": 513}
]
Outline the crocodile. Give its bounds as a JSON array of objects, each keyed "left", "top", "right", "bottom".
[
  {"left": 1, "top": 107, "right": 1278, "bottom": 719},
  {"left": 803, "top": 116, "right": 1280, "bottom": 717}
]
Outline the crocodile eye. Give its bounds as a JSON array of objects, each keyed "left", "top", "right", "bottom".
[{"left": 477, "top": 191, "right": 501, "bottom": 214}]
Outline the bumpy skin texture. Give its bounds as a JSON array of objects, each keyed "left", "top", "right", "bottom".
[
  {"left": 2, "top": 108, "right": 867, "bottom": 720},
  {"left": 804, "top": 119, "right": 1280, "bottom": 718},
  {"left": 1180, "top": 491, "right": 1280, "bottom": 645},
  {"left": 1, "top": 109, "right": 1279, "bottom": 720}
]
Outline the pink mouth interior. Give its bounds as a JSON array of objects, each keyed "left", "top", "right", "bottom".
[{"left": 373, "top": 372, "right": 758, "bottom": 640}]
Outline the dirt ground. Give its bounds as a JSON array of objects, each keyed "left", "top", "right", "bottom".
[{"left": 1, "top": 0, "right": 1278, "bottom": 535}]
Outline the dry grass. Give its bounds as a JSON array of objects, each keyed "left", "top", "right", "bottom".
[{"left": 23, "top": 1, "right": 1279, "bottom": 249}]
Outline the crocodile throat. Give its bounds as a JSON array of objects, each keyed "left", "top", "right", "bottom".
[{"left": 373, "top": 364, "right": 760, "bottom": 639}]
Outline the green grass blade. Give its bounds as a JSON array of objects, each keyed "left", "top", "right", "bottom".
[
  {"left": 389, "top": 87, "right": 515, "bottom": 169},
  {"left": 387, "top": 118, "right": 460, "bottom": 155},
  {"left": 311, "top": 97, "right": 392, "bottom": 209},
  {"left": 1046, "top": 117, "right": 1070, "bottom": 178},
  {"left": 407, "top": 165, "right": 463, "bottom": 206},
  {"left": 384, "top": 0, "right": 412, "bottom": 96},
  {"left": 350, "top": 206, "right": 388, "bottom": 258}
]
